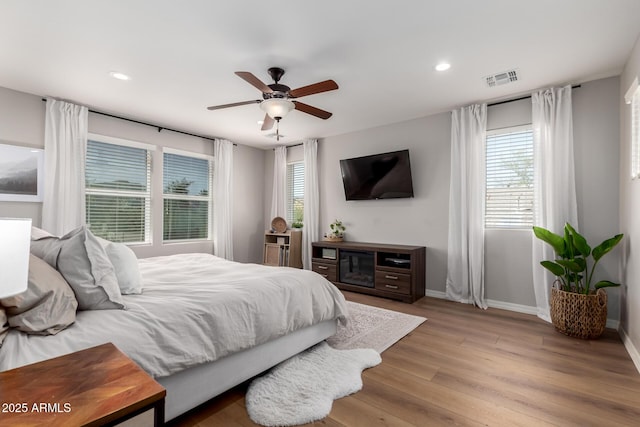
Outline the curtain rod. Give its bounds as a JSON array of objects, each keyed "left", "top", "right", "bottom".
[
  {"left": 487, "top": 84, "right": 581, "bottom": 107},
  {"left": 41, "top": 98, "right": 236, "bottom": 145}
]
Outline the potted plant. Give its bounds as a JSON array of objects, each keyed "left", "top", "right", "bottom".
[
  {"left": 291, "top": 222, "right": 303, "bottom": 229},
  {"left": 324, "top": 219, "right": 346, "bottom": 242},
  {"left": 533, "top": 223, "right": 623, "bottom": 339}
]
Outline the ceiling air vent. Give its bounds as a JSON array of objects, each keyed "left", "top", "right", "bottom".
[{"left": 485, "top": 69, "right": 519, "bottom": 88}]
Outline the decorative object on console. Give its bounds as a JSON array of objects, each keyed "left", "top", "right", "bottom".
[
  {"left": 533, "top": 223, "right": 623, "bottom": 339},
  {"left": 271, "top": 216, "right": 287, "bottom": 233},
  {"left": 324, "top": 219, "right": 346, "bottom": 242}
]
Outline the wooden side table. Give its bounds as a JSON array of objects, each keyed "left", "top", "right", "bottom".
[{"left": 0, "top": 342, "right": 166, "bottom": 426}]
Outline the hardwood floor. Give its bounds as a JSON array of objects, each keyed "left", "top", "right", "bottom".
[{"left": 169, "top": 291, "right": 640, "bottom": 426}]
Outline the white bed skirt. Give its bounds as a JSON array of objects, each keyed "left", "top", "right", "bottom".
[{"left": 159, "top": 319, "right": 338, "bottom": 421}]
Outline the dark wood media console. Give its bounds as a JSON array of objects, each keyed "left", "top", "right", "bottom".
[{"left": 311, "top": 241, "right": 426, "bottom": 303}]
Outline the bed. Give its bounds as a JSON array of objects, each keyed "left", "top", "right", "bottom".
[{"left": 0, "top": 245, "right": 348, "bottom": 422}]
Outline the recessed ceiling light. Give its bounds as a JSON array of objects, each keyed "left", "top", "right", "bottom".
[
  {"left": 435, "top": 63, "right": 451, "bottom": 72},
  {"left": 109, "top": 71, "right": 131, "bottom": 81}
]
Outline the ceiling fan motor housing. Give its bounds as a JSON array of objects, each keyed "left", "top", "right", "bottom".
[{"left": 264, "top": 84, "right": 291, "bottom": 99}]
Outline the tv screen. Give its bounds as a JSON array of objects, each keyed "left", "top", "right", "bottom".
[{"left": 340, "top": 149, "right": 414, "bottom": 200}]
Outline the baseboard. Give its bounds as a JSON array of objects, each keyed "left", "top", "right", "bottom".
[
  {"left": 619, "top": 327, "right": 640, "bottom": 374},
  {"left": 425, "top": 290, "right": 537, "bottom": 315},
  {"left": 424, "top": 289, "right": 619, "bottom": 327}
]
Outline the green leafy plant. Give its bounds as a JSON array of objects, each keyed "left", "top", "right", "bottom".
[
  {"left": 291, "top": 222, "right": 303, "bottom": 229},
  {"left": 532, "top": 223, "right": 623, "bottom": 294},
  {"left": 328, "top": 219, "right": 346, "bottom": 238}
]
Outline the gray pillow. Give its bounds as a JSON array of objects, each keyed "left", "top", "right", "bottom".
[
  {"left": 97, "top": 237, "right": 143, "bottom": 295},
  {"left": 30, "top": 226, "right": 126, "bottom": 310},
  {"left": 1, "top": 254, "right": 78, "bottom": 335},
  {"left": 0, "top": 307, "right": 8, "bottom": 347}
]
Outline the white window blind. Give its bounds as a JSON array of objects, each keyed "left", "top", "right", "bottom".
[
  {"left": 485, "top": 126, "right": 534, "bottom": 228},
  {"left": 163, "top": 150, "right": 213, "bottom": 241},
  {"left": 286, "top": 162, "right": 304, "bottom": 224},
  {"left": 85, "top": 138, "right": 152, "bottom": 243}
]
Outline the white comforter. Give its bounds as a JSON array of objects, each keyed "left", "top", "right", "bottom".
[{"left": 0, "top": 253, "right": 348, "bottom": 377}]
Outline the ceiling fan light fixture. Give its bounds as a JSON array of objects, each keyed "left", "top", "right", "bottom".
[{"left": 260, "top": 98, "right": 294, "bottom": 120}]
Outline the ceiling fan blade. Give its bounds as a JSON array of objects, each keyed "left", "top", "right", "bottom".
[
  {"left": 207, "top": 100, "right": 260, "bottom": 110},
  {"left": 289, "top": 80, "right": 338, "bottom": 98},
  {"left": 261, "top": 114, "right": 275, "bottom": 131},
  {"left": 293, "top": 101, "right": 333, "bottom": 119},
  {"left": 235, "top": 71, "right": 274, "bottom": 94}
]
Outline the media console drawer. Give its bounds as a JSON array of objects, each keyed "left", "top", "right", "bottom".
[
  {"left": 312, "top": 262, "right": 337, "bottom": 282},
  {"left": 375, "top": 270, "right": 411, "bottom": 295}
]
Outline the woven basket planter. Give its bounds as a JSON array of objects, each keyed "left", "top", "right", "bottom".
[{"left": 550, "top": 287, "right": 607, "bottom": 339}]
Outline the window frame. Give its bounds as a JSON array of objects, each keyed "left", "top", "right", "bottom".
[
  {"left": 162, "top": 147, "right": 214, "bottom": 243},
  {"left": 85, "top": 133, "right": 154, "bottom": 245},
  {"left": 485, "top": 124, "right": 534, "bottom": 230}
]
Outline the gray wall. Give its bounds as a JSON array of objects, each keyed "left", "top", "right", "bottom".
[
  {"left": 317, "top": 113, "right": 451, "bottom": 295},
  {"left": 0, "top": 87, "right": 266, "bottom": 263},
  {"left": 619, "top": 34, "right": 640, "bottom": 360},
  {"left": 265, "top": 76, "right": 622, "bottom": 319}
]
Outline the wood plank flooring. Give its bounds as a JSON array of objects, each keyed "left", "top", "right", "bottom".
[{"left": 168, "top": 292, "right": 640, "bottom": 427}]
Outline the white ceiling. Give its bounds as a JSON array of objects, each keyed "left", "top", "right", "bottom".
[{"left": 1, "top": 1, "right": 639, "bottom": 148}]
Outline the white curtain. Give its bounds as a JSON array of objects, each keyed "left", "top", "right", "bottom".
[
  {"left": 213, "top": 139, "right": 234, "bottom": 260},
  {"left": 302, "top": 139, "right": 320, "bottom": 269},
  {"left": 42, "top": 98, "right": 88, "bottom": 236},
  {"left": 531, "top": 85, "right": 578, "bottom": 322},
  {"left": 270, "top": 146, "right": 287, "bottom": 221},
  {"left": 446, "top": 103, "right": 488, "bottom": 309}
]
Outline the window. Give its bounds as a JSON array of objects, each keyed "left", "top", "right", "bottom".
[
  {"left": 485, "top": 125, "right": 534, "bottom": 229},
  {"left": 286, "top": 162, "right": 304, "bottom": 225},
  {"left": 163, "top": 149, "right": 213, "bottom": 241},
  {"left": 626, "top": 77, "right": 640, "bottom": 179},
  {"left": 85, "top": 136, "right": 152, "bottom": 243}
]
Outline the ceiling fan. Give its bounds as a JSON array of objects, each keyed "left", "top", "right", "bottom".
[{"left": 206, "top": 67, "right": 339, "bottom": 134}]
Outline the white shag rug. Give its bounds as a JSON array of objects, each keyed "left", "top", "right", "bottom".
[
  {"left": 246, "top": 342, "right": 381, "bottom": 427},
  {"left": 246, "top": 302, "right": 426, "bottom": 426}
]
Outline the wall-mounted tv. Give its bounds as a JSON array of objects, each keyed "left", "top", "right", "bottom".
[{"left": 339, "top": 149, "right": 414, "bottom": 200}]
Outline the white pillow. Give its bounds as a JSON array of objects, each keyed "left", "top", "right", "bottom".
[
  {"left": 98, "top": 238, "right": 142, "bottom": 295},
  {"left": 30, "top": 226, "right": 126, "bottom": 310}
]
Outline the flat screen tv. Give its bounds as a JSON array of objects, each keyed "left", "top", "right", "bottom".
[{"left": 340, "top": 149, "right": 414, "bottom": 200}]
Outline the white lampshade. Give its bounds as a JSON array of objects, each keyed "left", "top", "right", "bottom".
[
  {"left": 0, "top": 218, "right": 32, "bottom": 298},
  {"left": 260, "top": 98, "right": 295, "bottom": 120}
]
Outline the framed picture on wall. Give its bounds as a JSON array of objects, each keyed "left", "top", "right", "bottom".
[{"left": 0, "top": 142, "right": 44, "bottom": 202}]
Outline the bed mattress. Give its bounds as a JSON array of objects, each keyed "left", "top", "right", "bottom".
[{"left": 0, "top": 253, "right": 348, "bottom": 377}]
